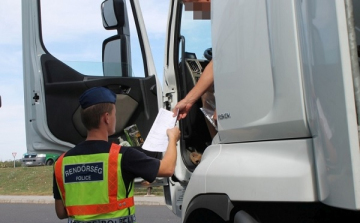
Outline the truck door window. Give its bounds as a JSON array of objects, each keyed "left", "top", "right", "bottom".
[
  {"left": 175, "top": 3, "right": 212, "bottom": 171},
  {"left": 180, "top": 2, "right": 211, "bottom": 61},
  {"left": 40, "top": 0, "right": 145, "bottom": 77},
  {"left": 139, "top": 1, "right": 170, "bottom": 71}
]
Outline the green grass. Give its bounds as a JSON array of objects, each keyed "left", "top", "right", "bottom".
[
  {"left": 0, "top": 163, "right": 163, "bottom": 196},
  {"left": 0, "top": 165, "right": 53, "bottom": 195}
]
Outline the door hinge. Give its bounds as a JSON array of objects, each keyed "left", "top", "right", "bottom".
[
  {"left": 164, "top": 92, "right": 174, "bottom": 110},
  {"left": 33, "top": 93, "right": 40, "bottom": 103}
]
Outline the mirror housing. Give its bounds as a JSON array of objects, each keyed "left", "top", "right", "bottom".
[
  {"left": 101, "top": 0, "right": 125, "bottom": 30},
  {"left": 102, "top": 35, "right": 132, "bottom": 77}
]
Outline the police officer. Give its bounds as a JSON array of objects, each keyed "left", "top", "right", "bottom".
[{"left": 53, "top": 87, "right": 180, "bottom": 223}]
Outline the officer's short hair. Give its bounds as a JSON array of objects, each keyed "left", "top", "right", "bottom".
[
  {"left": 78, "top": 87, "right": 117, "bottom": 130},
  {"left": 81, "top": 103, "right": 114, "bottom": 130}
]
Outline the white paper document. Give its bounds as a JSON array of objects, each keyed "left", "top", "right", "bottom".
[{"left": 142, "top": 108, "right": 178, "bottom": 152}]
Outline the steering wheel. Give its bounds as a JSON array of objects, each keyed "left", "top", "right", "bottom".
[{"left": 203, "top": 48, "right": 212, "bottom": 61}]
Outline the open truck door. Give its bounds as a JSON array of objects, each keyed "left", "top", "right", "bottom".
[
  {"left": 161, "top": 0, "right": 213, "bottom": 218},
  {"left": 22, "top": 0, "right": 165, "bottom": 187}
]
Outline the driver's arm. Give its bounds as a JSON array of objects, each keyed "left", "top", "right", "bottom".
[
  {"left": 173, "top": 60, "right": 214, "bottom": 119},
  {"left": 186, "top": 59, "right": 214, "bottom": 103}
]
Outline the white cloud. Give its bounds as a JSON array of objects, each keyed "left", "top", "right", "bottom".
[
  {"left": 139, "top": 0, "right": 169, "bottom": 37},
  {"left": 0, "top": 48, "right": 22, "bottom": 77},
  {"left": 0, "top": 103, "right": 26, "bottom": 161},
  {"left": 0, "top": 0, "right": 22, "bottom": 44},
  {"left": 0, "top": 51, "right": 25, "bottom": 161},
  {"left": 0, "top": 1, "right": 24, "bottom": 160},
  {"left": 0, "top": 0, "right": 169, "bottom": 44},
  {"left": 39, "top": 0, "right": 170, "bottom": 44},
  {"left": 40, "top": 0, "right": 110, "bottom": 43}
]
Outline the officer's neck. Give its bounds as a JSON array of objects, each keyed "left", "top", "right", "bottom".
[{"left": 85, "top": 128, "right": 109, "bottom": 142}]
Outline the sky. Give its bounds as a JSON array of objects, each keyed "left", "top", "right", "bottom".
[{"left": 0, "top": 0, "right": 170, "bottom": 161}]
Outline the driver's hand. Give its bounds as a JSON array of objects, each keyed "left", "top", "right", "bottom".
[{"left": 173, "top": 99, "right": 193, "bottom": 120}]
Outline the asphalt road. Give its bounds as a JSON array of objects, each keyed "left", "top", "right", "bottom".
[{"left": 0, "top": 203, "right": 181, "bottom": 223}]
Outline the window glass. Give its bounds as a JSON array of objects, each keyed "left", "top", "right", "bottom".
[
  {"left": 40, "top": 0, "right": 145, "bottom": 77},
  {"left": 138, "top": 0, "right": 169, "bottom": 78},
  {"left": 180, "top": 7, "right": 212, "bottom": 60}
]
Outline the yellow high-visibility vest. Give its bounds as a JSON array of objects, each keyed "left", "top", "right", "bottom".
[{"left": 55, "top": 143, "right": 135, "bottom": 222}]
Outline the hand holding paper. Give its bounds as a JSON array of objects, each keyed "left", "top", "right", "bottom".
[{"left": 142, "top": 108, "right": 178, "bottom": 152}]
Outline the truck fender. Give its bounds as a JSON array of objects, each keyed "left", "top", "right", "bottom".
[{"left": 183, "top": 194, "right": 233, "bottom": 223}]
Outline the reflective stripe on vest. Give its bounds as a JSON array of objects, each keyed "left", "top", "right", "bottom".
[{"left": 55, "top": 143, "right": 134, "bottom": 216}]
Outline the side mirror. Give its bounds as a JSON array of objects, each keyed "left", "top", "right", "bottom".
[
  {"left": 101, "top": 0, "right": 125, "bottom": 30},
  {"left": 102, "top": 35, "right": 132, "bottom": 77}
]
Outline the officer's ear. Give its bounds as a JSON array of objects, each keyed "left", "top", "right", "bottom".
[{"left": 103, "top": 112, "right": 110, "bottom": 124}]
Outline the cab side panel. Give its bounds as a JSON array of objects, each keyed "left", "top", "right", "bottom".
[{"left": 212, "top": 0, "right": 309, "bottom": 143}]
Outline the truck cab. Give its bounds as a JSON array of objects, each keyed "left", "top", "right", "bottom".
[
  {"left": 22, "top": 0, "right": 360, "bottom": 222},
  {"left": 162, "top": 0, "right": 360, "bottom": 222}
]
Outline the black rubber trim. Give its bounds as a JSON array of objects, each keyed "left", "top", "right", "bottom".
[
  {"left": 184, "top": 194, "right": 234, "bottom": 222},
  {"left": 37, "top": 0, "right": 51, "bottom": 55},
  {"left": 166, "top": 0, "right": 176, "bottom": 66}
]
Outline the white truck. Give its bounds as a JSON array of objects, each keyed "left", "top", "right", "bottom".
[{"left": 22, "top": 0, "right": 360, "bottom": 222}]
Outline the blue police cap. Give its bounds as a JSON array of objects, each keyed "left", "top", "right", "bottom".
[{"left": 79, "top": 87, "right": 116, "bottom": 109}]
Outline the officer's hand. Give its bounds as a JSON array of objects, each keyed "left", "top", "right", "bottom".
[{"left": 167, "top": 127, "right": 180, "bottom": 142}]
